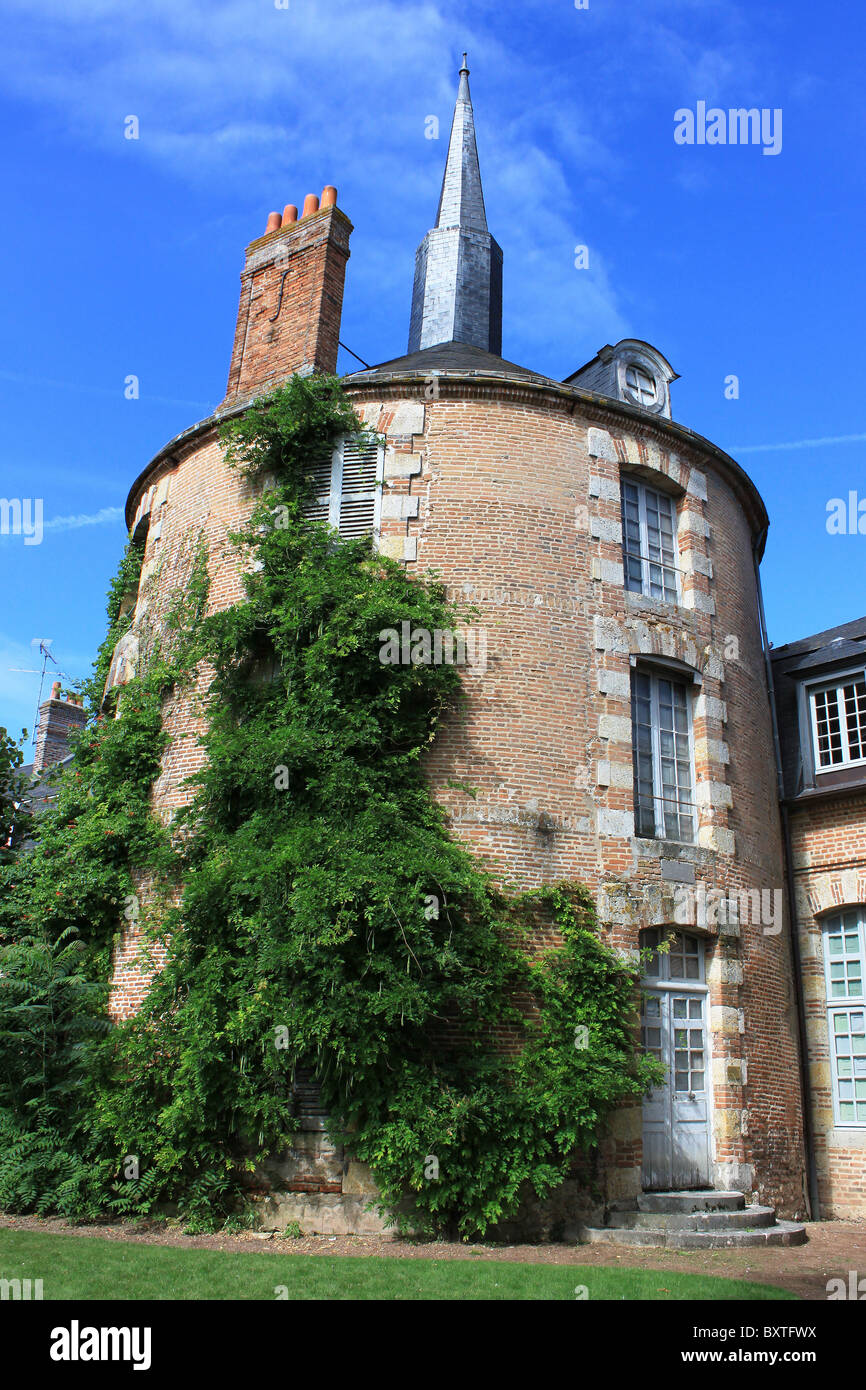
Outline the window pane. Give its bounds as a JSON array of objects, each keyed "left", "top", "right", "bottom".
[
  {"left": 813, "top": 687, "right": 843, "bottom": 766},
  {"left": 620, "top": 478, "right": 678, "bottom": 602},
  {"left": 843, "top": 679, "right": 866, "bottom": 761}
]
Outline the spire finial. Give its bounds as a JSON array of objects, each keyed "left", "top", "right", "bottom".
[{"left": 407, "top": 52, "right": 503, "bottom": 356}]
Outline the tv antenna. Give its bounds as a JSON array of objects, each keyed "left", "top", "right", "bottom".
[{"left": 7, "top": 642, "right": 74, "bottom": 745}]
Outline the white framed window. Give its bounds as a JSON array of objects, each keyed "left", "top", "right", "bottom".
[
  {"left": 823, "top": 911, "right": 866, "bottom": 1127},
  {"left": 640, "top": 929, "right": 705, "bottom": 984},
  {"left": 620, "top": 478, "right": 679, "bottom": 604},
  {"left": 624, "top": 364, "right": 657, "bottom": 406},
  {"left": 808, "top": 671, "right": 866, "bottom": 771},
  {"left": 640, "top": 930, "right": 707, "bottom": 1097},
  {"left": 302, "top": 433, "right": 384, "bottom": 539},
  {"left": 632, "top": 668, "right": 696, "bottom": 842}
]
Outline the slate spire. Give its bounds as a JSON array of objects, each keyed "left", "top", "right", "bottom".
[{"left": 408, "top": 55, "right": 503, "bottom": 355}]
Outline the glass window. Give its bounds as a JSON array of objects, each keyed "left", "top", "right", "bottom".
[
  {"left": 810, "top": 674, "right": 866, "bottom": 771},
  {"left": 824, "top": 912, "right": 866, "bottom": 1126},
  {"left": 620, "top": 478, "right": 679, "bottom": 604},
  {"left": 632, "top": 669, "right": 695, "bottom": 842},
  {"left": 640, "top": 930, "right": 705, "bottom": 984},
  {"left": 624, "top": 364, "right": 657, "bottom": 405}
]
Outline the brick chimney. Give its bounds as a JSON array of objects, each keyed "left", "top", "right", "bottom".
[
  {"left": 221, "top": 186, "right": 352, "bottom": 408},
  {"left": 33, "top": 681, "right": 87, "bottom": 774}
]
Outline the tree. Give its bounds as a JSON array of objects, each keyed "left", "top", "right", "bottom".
[{"left": 0, "top": 727, "right": 31, "bottom": 861}]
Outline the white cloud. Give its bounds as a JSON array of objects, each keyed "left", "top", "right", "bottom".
[
  {"left": 42, "top": 506, "right": 125, "bottom": 532},
  {"left": 734, "top": 435, "right": 866, "bottom": 454}
]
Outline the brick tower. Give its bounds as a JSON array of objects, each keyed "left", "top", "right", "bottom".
[{"left": 112, "top": 60, "right": 809, "bottom": 1236}]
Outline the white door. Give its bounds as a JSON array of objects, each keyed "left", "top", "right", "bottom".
[{"left": 640, "top": 931, "right": 712, "bottom": 1190}]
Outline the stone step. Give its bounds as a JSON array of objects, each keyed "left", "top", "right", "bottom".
[
  {"left": 636, "top": 1189, "right": 746, "bottom": 1214},
  {"left": 255, "top": 1191, "right": 391, "bottom": 1237},
  {"left": 608, "top": 1205, "right": 777, "bottom": 1232},
  {"left": 579, "top": 1219, "right": 807, "bottom": 1251}
]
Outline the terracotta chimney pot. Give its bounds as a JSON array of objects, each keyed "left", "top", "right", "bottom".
[
  {"left": 302, "top": 193, "right": 320, "bottom": 219},
  {"left": 265, "top": 211, "right": 283, "bottom": 234},
  {"left": 282, "top": 204, "right": 298, "bottom": 224},
  {"left": 320, "top": 186, "right": 337, "bottom": 210}
]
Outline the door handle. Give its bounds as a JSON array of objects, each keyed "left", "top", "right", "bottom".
[{"left": 687, "top": 1091, "right": 695, "bottom": 1101}]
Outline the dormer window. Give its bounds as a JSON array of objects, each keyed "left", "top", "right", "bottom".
[
  {"left": 624, "top": 364, "right": 657, "bottom": 406},
  {"left": 809, "top": 672, "right": 866, "bottom": 771}
]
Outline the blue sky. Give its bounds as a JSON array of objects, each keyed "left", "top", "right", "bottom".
[{"left": 1, "top": 0, "right": 863, "bottom": 743}]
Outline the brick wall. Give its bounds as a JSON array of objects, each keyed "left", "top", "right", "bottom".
[
  {"left": 221, "top": 194, "right": 351, "bottom": 408},
  {"left": 788, "top": 793, "right": 866, "bottom": 1217}
]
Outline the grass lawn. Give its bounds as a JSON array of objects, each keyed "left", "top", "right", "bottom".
[{"left": 0, "top": 1228, "right": 795, "bottom": 1300}]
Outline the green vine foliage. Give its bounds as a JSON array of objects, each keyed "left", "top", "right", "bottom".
[
  {"left": 0, "top": 550, "right": 207, "bottom": 1217},
  {"left": 0, "top": 374, "right": 661, "bottom": 1237},
  {"left": 0, "top": 726, "right": 31, "bottom": 860}
]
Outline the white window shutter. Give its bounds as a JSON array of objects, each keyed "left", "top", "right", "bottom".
[
  {"left": 300, "top": 434, "right": 383, "bottom": 538},
  {"left": 337, "top": 434, "right": 382, "bottom": 538},
  {"left": 301, "top": 449, "right": 335, "bottom": 526}
]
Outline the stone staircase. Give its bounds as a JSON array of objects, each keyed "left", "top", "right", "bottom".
[{"left": 579, "top": 1190, "right": 807, "bottom": 1249}]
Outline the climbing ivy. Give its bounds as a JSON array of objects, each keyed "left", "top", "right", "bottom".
[{"left": 0, "top": 373, "right": 660, "bottom": 1237}]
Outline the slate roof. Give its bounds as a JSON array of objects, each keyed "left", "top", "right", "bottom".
[
  {"left": 345, "top": 340, "right": 561, "bottom": 386},
  {"left": 18, "top": 754, "right": 72, "bottom": 818}
]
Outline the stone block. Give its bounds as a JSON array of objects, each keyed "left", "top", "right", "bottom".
[
  {"left": 598, "top": 713, "right": 633, "bottom": 744},
  {"left": 591, "top": 556, "right": 625, "bottom": 585},
  {"left": 380, "top": 494, "right": 420, "bottom": 519},
  {"left": 384, "top": 449, "right": 423, "bottom": 479},
  {"left": 596, "top": 667, "right": 630, "bottom": 698},
  {"left": 387, "top": 402, "right": 425, "bottom": 437},
  {"left": 594, "top": 617, "right": 629, "bottom": 653},
  {"left": 596, "top": 808, "right": 635, "bottom": 838},
  {"left": 587, "top": 426, "right": 616, "bottom": 461},
  {"left": 590, "top": 515, "right": 623, "bottom": 544},
  {"left": 699, "top": 825, "right": 736, "bottom": 855},
  {"left": 682, "top": 587, "right": 716, "bottom": 615},
  {"left": 695, "top": 779, "right": 733, "bottom": 810},
  {"left": 686, "top": 468, "right": 708, "bottom": 502},
  {"left": 661, "top": 858, "right": 695, "bottom": 884}
]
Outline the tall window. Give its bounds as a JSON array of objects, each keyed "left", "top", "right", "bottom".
[
  {"left": 809, "top": 673, "right": 866, "bottom": 771},
  {"left": 632, "top": 669, "right": 695, "bottom": 842},
  {"left": 620, "top": 478, "right": 679, "bottom": 603},
  {"left": 301, "top": 434, "right": 383, "bottom": 538},
  {"left": 823, "top": 911, "right": 866, "bottom": 1126}
]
